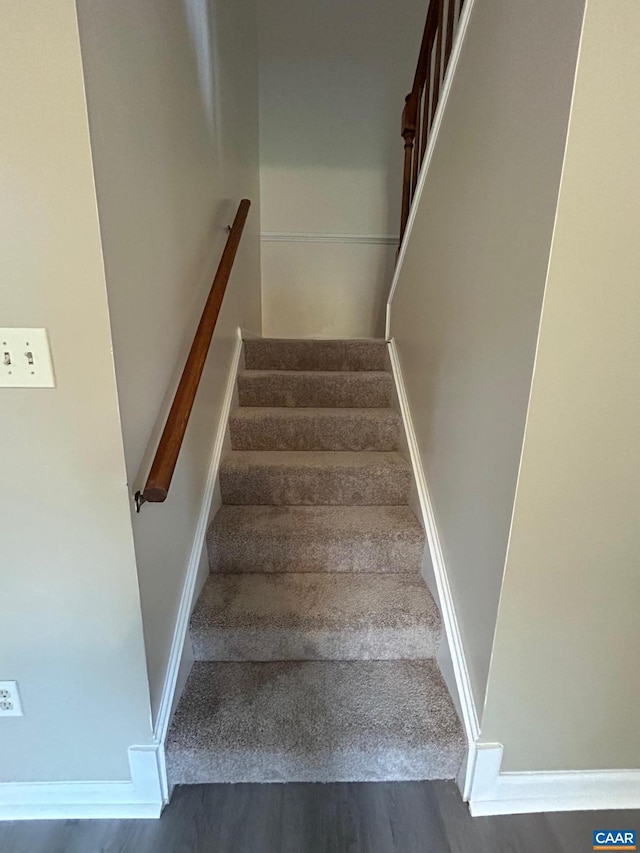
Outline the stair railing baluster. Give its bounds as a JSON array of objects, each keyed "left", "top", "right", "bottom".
[{"left": 398, "top": 0, "right": 465, "bottom": 247}]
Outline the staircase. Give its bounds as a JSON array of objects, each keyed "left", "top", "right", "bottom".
[{"left": 165, "top": 338, "right": 464, "bottom": 784}]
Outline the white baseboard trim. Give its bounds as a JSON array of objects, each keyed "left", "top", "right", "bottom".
[
  {"left": 385, "top": 0, "right": 476, "bottom": 339},
  {"left": 469, "top": 743, "right": 640, "bottom": 815},
  {"left": 153, "top": 328, "right": 244, "bottom": 757},
  {"left": 0, "top": 746, "right": 163, "bottom": 821},
  {"left": 387, "top": 338, "right": 480, "bottom": 800},
  {"left": 262, "top": 231, "right": 397, "bottom": 246}
]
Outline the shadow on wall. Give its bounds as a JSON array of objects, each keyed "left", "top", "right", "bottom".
[
  {"left": 184, "top": 0, "right": 220, "bottom": 155},
  {"left": 258, "top": 0, "right": 426, "bottom": 237}
]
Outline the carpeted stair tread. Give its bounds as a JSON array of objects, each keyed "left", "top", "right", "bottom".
[
  {"left": 229, "top": 407, "right": 401, "bottom": 451},
  {"left": 238, "top": 370, "right": 392, "bottom": 408},
  {"left": 207, "top": 505, "right": 425, "bottom": 573},
  {"left": 166, "top": 336, "right": 464, "bottom": 789},
  {"left": 243, "top": 338, "right": 387, "bottom": 372},
  {"left": 219, "top": 451, "right": 412, "bottom": 506},
  {"left": 165, "top": 660, "right": 465, "bottom": 784},
  {"left": 190, "top": 572, "right": 441, "bottom": 661}
]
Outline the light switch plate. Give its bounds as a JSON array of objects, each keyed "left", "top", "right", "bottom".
[{"left": 0, "top": 328, "right": 55, "bottom": 388}]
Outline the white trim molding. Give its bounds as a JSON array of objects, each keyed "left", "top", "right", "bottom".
[
  {"left": 387, "top": 338, "right": 480, "bottom": 800},
  {"left": 0, "top": 746, "right": 163, "bottom": 821},
  {"left": 386, "top": 0, "right": 476, "bottom": 339},
  {"left": 469, "top": 743, "right": 640, "bottom": 815},
  {"left": 152, "top": 330, "right": 244, "bottom": 764},
  {"left": 261, "top": 232, "right": 397, "bottom": 246}
]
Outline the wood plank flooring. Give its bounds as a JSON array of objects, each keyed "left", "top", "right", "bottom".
[{"left": 1, "top": 781, "right": 638, "bottom": 853}]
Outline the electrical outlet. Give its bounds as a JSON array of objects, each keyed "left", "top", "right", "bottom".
[
  {"left": 0, "top": 681, "right": 24, "bottom": 717},
  {"left": 0, "top": 328, "right": 55, "bottom": 388}
]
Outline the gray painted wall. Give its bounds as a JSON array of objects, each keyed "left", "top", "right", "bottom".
[
  {"left": 482, "top": 0, "right": 640, "bottom": 771},
  {"left": 389, "top": 0, "right": 585, "bottom": 711},
  {"left": 0, "top": 0, "right": 152, "bottom": 782},
  {"left": 76, "top": 0, "right": 263, "bottom": 723}
]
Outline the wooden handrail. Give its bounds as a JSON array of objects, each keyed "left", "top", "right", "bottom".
[
  {"left": 135, "top": 199, "right": 251, "bottom": 509},
  {"left": 400, "top": 0, "right": 463, "bottom": 244}
]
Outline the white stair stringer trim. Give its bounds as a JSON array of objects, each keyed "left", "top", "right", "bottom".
[
  {"left": 469, "top": 744, "right": 640, "bottom": 815},
  {"left": 152, "top": 328, "right": 245, "bottom": 789},
  {"left": 387, "top": 338, "right": 480, "bottom": 800}
]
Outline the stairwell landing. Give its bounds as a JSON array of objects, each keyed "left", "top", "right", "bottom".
[{"left": 165, "top": 338, "right": 464, "bottom": 784}]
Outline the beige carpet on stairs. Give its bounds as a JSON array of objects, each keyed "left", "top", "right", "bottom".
[
  {"left": 207, "top": 505, "right": 426, "bottom": 574},
  {"left": 166, "top": 338, "right": 465, "bottom": 785}
]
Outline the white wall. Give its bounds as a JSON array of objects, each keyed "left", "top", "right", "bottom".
[
  {"left": 258, "top": 0, "right": 426, "bottom": 338},
  {"left": 481, "top": 0, "right": 640, "bottom": 772},
  {"left": 76, "top": 0, "right": 262, "bottom": 723},
  {"left": 0, "top": 0, "right": 152, "bottom": 782},
  {"left": 388, "top": 0, "right": 585, "bottom": 711}
]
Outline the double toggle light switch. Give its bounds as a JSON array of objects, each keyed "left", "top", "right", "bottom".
[{"left": 0, "top": 328, "right": 55, "bottom": 388}]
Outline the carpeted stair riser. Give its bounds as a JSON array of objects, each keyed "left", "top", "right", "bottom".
[
  {"left": 165, "top": 660, "right": 465, "bottom": 785},
  {"left": 207, "top": 506, "right": 425, "bottom": 574},
  {"left": 243, "top": 338, "right": 388, "bottom": 372},
  {"left": 229, "top": 407, "right": 401, "bottom": 451},
  {"left": 190, "top": 573, "right": 441, "bottom": 662},
  {"left": 219, "top": 451, "right": 412, "bottom": 506},
  {"left": 238, "top": 370, "right": 392, "bottom": 408}
]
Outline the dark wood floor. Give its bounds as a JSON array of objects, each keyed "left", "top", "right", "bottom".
[{"left": 2, "top": 781, "right": 638, "bottom": 853}]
